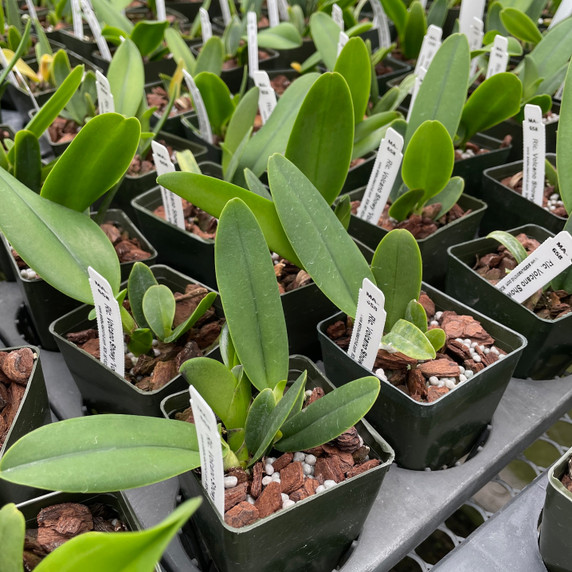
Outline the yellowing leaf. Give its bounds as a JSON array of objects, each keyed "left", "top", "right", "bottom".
[{"left": 2, "top": 49, "right": 40, "bottom": 82}]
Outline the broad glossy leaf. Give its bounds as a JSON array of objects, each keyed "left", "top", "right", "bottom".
[
  {"left": 0, "top": 169, "right": 120, "bottom": 303},
  {"left": 236, "top": 73, "right": 319, "bottom": 183},
  {"left": 425, "top": 327, "right": 446, "bottom": 352},
  {"left": 165, "top": 291, "right": 217, "bottom": 342},
  {"left": 35, "top": 498, "right": 201, "bottom": 572},
  {"left": 244, "top": 168, "right": 271, "bottom": 199},
  {"left": 220, "top": 323, "right": 239, "bottom": 368},
  {"left": 405, "top": 299, "right": 427, "bottom": 332},
  {"left": 0, "top": 20, "right": 30, "bottom": 87},
  {"left": 257, "top": 22, "right": 303, "bottom": 49},
  {"left": 276, "top": 376, "right": 379, "bottom": 451},
  {"left": 215, "top": 199, "right": 289, "bottom": 390},
  {"left": 487, "top": 230, "right": 528, "bottom": 263},
  {"left": 0, "top": 415, "right": 200, "bottom": 492},
  {"left": 107, "top": 39, "right": 145, "bottom": 118},
  {"left": 131, "top": 20, "right": 168, "bottom": 57},
  {"left": 334, "top": 194, "right": 352, "bottom": 230},
  {"left": 181, "top": 357, "right": 250, "bottom": 429},
  {"left": 380, "top": 0, "right": 407, "bottom": 38},
  {"left": 406, "top": 34, "right": 470, "bottom": 144},
  {"left": 285, "top": 72, "right": 354, "bottom": 205},
  {"left": 244, "top": 388, "right": 275, "bottom": 455},
  {"left": 143, "top": 285, "right": 175, "bottom": 340},
  {"left": 91, "top": 0, "right": 134, "bottom": 33},
  {"left": 426, "top": 176, "right": 464, "bottom": 219},
  {"left": 223, "top": 127, "right": 252, "bottom": 183},
  {"left": 158, "top": 172, "right": 301, "bottom": 264},
  {"left": 269, "top": 154, "right": 374, "bottom": 317},
  {"left": 352, "top": 112, "right": 401, "bottom": 160},
  {"left": 249, "top": 371, "right": 307, "bottom": 465},
  {"left": 127, "top": 328, "right": 154, "bottom": 356},
  {"left": 558, "top": 60, "right": 572, "bottom": 213},
  {"left": 127, "top": 262, "right": 157, "bottom": 329},
  {"left": 165, "top": 27, "right": 196, "bottom": 74},
  {"left": 402, "top": 1, "right": 426, "bottom": 60},
  {"left": 41, "top": 114, "right": 140, "bottom": 211},
  {"left": 387, "top": 188, "right": 424, "bottom": 221},
  {"left": 402, "top": 120, "right": 454, "bottom": 201},
  {"left": 195, "top": 72, "right": 235, "bottom": 136},
  {"left": 13, "top": 130, "right": 41, "bottom": 193},
  {"left": 309, "top": 11, "right": 340, "bottom": 71},
  {"left": 459, "top": 73, "right": 522, "bottom": 146},
  {"left": 371, "top": 229, "right": 422, "bottom": 331},
  {"left": 195, "top": 36, "right": 224, "bottom": 76},
  {"left": 0, "top": 504, "right": 24, "bottom": 572},
  {"left": 381, "top": 319, "right": 436, "bottom": 359},
  {"left": 427, "top": 0, "right": 449, "bottom": 28},
  {"left": 500, "top": 8, "right": 542, "bottom": 44},
  {"left": 334, "top": 37, "right": 371, "bottom": 125}
]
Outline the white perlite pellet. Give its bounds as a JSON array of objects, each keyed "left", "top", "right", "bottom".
[
  {"left": 324, "top": 480, "right": 337, "bottom": 489},
  {"left": 293, "top": 452, "right": 305, "bottom": 462},
  {"left": 262, "top": 476, "right": 273, "bottom": 486},
  {"left": 265, "top": 464, "right": 274, "bottom": 476},
  {"left": 305, "top": 454, "right": 317, "bottom": 466},
  {"left": 303, "top": 463, "right": 313, "bottom": 476},
  {"left": 281, "top": 493, "right": 289, "bottom": 502},
  {"left": 224, "top": 476, "right": 238, "bottom": 489},
  {"left": 283, "top": 499, "right": 296, "bottom": 509}
]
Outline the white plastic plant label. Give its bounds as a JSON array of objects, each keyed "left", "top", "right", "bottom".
[
  {"left": 219, "top": 0, "right": 231, "bottom": 26},
  {"left": 81, "top": 0, "right": 112, "bottom": 61},
  {"left": 459, "top": 0, "right": 485, "bottom": 38},
  {"left": 337, "top": 31, "right": 349, "bottom": 57},
  {"left": 268, "top": 0, "right": 280, "bottom": 27},
  {"left": 347, "top": 278, "right": 387, "bottom": 371},
  {"left": 277, "top": 0, "right": 289, "bottom": 21},
  {"left": 247, "top": 11, "right": 259, "bottom": 77},
  {"left": 549, "top": 0, "right": 572, "bottom": 29},
  {"left": 495, "top": 231, "right": 572, "bottom": 303},
  {"left": 156, "top": 0, "right": 167, "bottom": 21},
  {"left": 485, "top": 34, "right": 508, "bottom": 79},
  {"left": 253, "top": 71, "right": 277, "bottom": 124},
  {"left": 88, "top": 267, "right": 124, "bottom": 376},
  {"left": 356, "top": 127, "right": 404, "bottom": 224},
  {"left": 332, "top": 3, "right": 344, "bottom": 30},
  {"left": 183, "top": 69, "right": 214, "bottom": 145},
  {"left": 406, "top": 65, "right": 426, "bottom": 122},
  {"left": 71, "top": 0, "right": 83, "bottom": 38},
  {"left": 25, "top": 0, "right": 38, "bottom": 21},
  {"left": 370, "top": 0, "right": 391, "bottom": 49},
  {"left": 415, "top": 25, "right": 442, "bottom": 76},
  {"left": 96, "top": 70, "right": 115, "bottom": 114},
  {"left": 555, "top": 81, "right": 565, "bottom": 101},
  {"left": 419, "top": 0, "right": 427, "bottom": 7},
  {"left": 200, "top": 8, "right": 212, "bottom": 43},
  {"left": 522, "top": 104, "right": 546, "bottom": 207},
  {"left": 190, "top": 386, "right": 225, "bottom": 517},
  {"left": 152, "top": 141, "right": 186, "bottom": 230},
  {"left": 468, "top": 17, "right": 484, "bottom": 77}
]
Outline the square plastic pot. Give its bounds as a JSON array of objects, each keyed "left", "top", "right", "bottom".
[
  {"left": 479, "top": 154, "right": 565, "bottom": 235},
  {"left": 0, "top": 346, "right": 51, "bottom": 506},
  {"left": 317, "top": 284, "right": 527, "bottom": 470},
  {"left": 1, "top": 209, "right": 156, "bottom": 351},
  {"left": 161, "top": 355, "right": 395, "bottom": 572},
  {"left": 346, "top": 189, "right": 487, "bottom": 288},
  {"left": 446, "top": 224, "right": 572, "bottom": 379},
  {"left": 539, "top": 446, "right": 572, "bottom": 572},
  {"left": 50, "top": 265, "right": 222, "bottom": 417},
  {"left": 54, "top": 25, "right": 99, "bottom": 63}
]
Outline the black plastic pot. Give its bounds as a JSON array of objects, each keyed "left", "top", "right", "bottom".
[
  {"left": 0, "top": 127, "right": 16, "bottom": 282},
  {"left": 539, "top": 446, "right": 572, "bottom": 572},
  {"left": 161, "top": 355, "right": 395, "bottom": 572},
  {"left": 55, "top": 25, "right": 99, "bottom": 63},
  {"left": 346, "top": 188, "right": 487, "bottom": 288},
  {"left": 317, "top": 284, "right": 526, "bottom": 471},
  {"left": 376, "top": 57, "right": 413, "bottom": 94},
  {"left": 146, "top": 83, "right": 193, "bottom": 138},
  {"left": 1, "top": 209, "right": 156, "bottom": 350},
  {"left": 479, "top": 154, "right": 566, "bottom": 235},
  {"left": 446, "top": 224, "right": 572, "bottom": 380},
  {"left": 181, "top": 115, "right": 223, "bottom": 163},
  {"left": 0, "top": 346, "right": 51, "bottom": 506},
  {"left": 167, "top": 0, "right": 220, "bottom": 20},
  {"left": 50, "top": 265, "right": 223, "bottom": 417}
]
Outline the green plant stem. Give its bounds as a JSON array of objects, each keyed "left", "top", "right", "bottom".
[{"left": 94, "top": 179, "right": 123, "bottom": 224}]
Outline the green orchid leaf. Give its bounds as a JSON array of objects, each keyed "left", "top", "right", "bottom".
[
  {"left": 380, "top": 0, "right": 407, "bottom": 38},
  {"left": 223, "top": 127, "right": 252, "bottom": 183},
  {"left": 402, "top": 1, "right": 426, "bottom": 60},
  {"left": 381, "top": 319, "right": 436, "bottom": 359},
  {"left": 387, "top": 188, "right": 424, "bottom": 221},
  {"left": 309, "top": 11, "right": 340, "bottom": 71},
  {"left": 195, "top": 72, "right": 236, "bottom": 136},
  {"left": 4, "top": 0, "right": 20, "bottom": 33},
  {"left": 370, "top": 229, "right": 422, "bottom": 331},
  {"left": 41, "top": 114, "right": 140, "bottom": 211},
  {"left": 142, "top": 285, "right": 176, "bottom": 341},
  {"left": 0, "top": 415, "right": 200, "bottom": 492},
  {"left": 244, "top": 388, "right": 275, "bottom": 455},
  {"left": 158, "top": 171, "right": 301, "bottom": 265},
  {"left": 472, "top": 34, "right": 523, "bottom": 58},
  {"left": 545, "top": 158, "right": 558, "bottom": 193},
  {"left": 127, "top": 262, "right": 158, "bottom": 329},
  {"left": 236, "top": 73, "right": 319, "bottom": 184},
  {"left": 425, "top": 176, "right": 465, "bottom": 219},
  {"left": 425, "top": 327, "right": 446, "bottom": 352},
  {"left": 257, "top": 22, "right": 303, "bottom": 49},
  {"left": 248, "top": 370, "right": 307, "bottom": 465},
  {"left": 195, "top": 36, "right": 224, "bottom": 76},
  {"left": 557, "top": 60, "right": 572, "bottom": 213},
  {"left": 521, "top": 55, "right": 542, "bottom": 102},
  {"left": 13, "top": 130, "right": 41, "bottom": 194},
  {"left": 131, "top": 20, "right": 168, "bottom": 57},
  {"left": 500, "top": 7, "right": 542, "bottom": 45},
  {"left": 285, "top": 72, "right": 354, "bottom": 205},
  {"left": 176, "top": 149, "right": 202, "bottom": 174},
  {"left": 127, "top": 328, "right": 154, "bottom": 356},
  {"left": 334, "top": 194, "right": 352, "bottom": 230},
  {"left": 165, "top": 27, "right": 197, "bottom": 75},
  {"left": 405, "top": 299, "right": 427, "bottom": 332},
  {"left": 107, "top": 39, "right": 145, "bottom": 118},
  {"left": 276, "top": 376, "right": 379, "bottom": 451},
  {"left": 0, "top": 504, "right": 24, "bottom": 572},
  {"left": 269, "top": 154, "right": 374, "bottom": 317},
  {"left": 352, "top": 113, "right": 402, "bottom": 160},
  {"left": 220, "top": 323, "right": 239, "bottom": 368},
  {"left": 35, "top": 498, "right": 201, "bottom": 572},
  {"left": 181, "top": 357, "right": 251, "bottom": 429},
  {"left": 427, "top": 0, "right": 449, "bottom": 28},
  {"left": 244, "top": 168, "right": 272, "bottom": 199},
  {"left": 458, "top": 72, "right": 522, "bottom": 147},
  {"left": 334, "top": 37, "right": 371, "bottom": 125},
  {"left": 215, "top": 198, "right": 289, "bottom": 390},
  {"left": 92, "top": 0, "right": 134, "bottom": 32},
  {"left": 165, "top": 291, "right": 217, "bottom": 343},
  {"left": 487, "top": 230, "right": 528, "bottom": 263},
  {"left": 222, "top": 86, "right": 259, "bottom": 174},
  {"left": 406, "top": 34, "right": 470, "bottom": 145},
  {"left": 402, "top": 120, "right": 454, "bottom": 202},
  {"left": 0, "top": 20, "right": 30, "bottom": 88},
  {"left": 0, "top": 169, "right": 120, "bottom": 303},
  {"left": 526, "top": 0, "right": 548, "bottom": 21}
]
